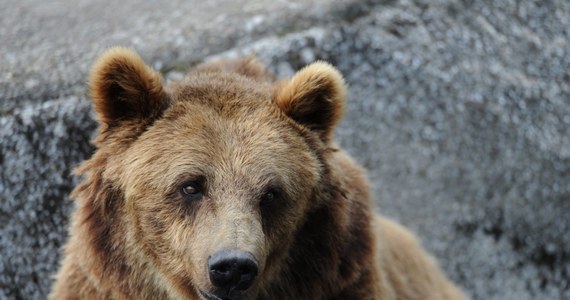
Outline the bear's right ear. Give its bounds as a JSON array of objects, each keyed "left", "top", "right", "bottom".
[{"left": 89, "top": 47, "right": 169, "bottom": 129}]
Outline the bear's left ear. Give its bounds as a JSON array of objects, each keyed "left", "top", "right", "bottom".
[
  {"left": 274, "top": 62, "right": 346, "bottom": 143},
  {"left": 89, "top": 47, "right": 169, "bottom": 129}
]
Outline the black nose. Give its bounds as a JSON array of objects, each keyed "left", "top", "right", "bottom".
[{"left": 208, "top": 249, "right": 259, "bottom": 292}]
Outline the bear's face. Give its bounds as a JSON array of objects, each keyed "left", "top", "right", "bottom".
[
  {"left": 88, "top": 48, "right": 345, "bottom": 299},
  {"left": 118, "top": 83, "right": 321, "bottom": 298}
]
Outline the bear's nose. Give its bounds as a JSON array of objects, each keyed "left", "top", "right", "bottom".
[{"left": 208, "top": 249, "right": 259, "bottom": 292}]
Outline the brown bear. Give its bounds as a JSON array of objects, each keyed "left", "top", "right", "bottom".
[{"left": 50, "top": 47, "right": 467, "bottom": 300}]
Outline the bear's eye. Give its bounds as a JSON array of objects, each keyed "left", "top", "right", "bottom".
[
  {"left": 259, "top": 187, "right": 282, "bottom": 232},
  {"left": 262, "top": 191, "right": 276, "bottom": 203},
  {"left": 180, "top": 182, "right": 203, "bottom": 202},
  {"left": 260, "top": 189, "right": 279, "bottom": 207}
]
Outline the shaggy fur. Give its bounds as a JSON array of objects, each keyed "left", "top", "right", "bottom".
[{"left": 51, "top": 47, "right": 466, "bottom": 300}]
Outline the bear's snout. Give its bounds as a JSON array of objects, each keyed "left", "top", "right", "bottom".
[{"left": 208, "top": 249, "right": 259, "bottom": 295}]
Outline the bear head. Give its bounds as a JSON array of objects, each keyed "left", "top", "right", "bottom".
[{"left": 80, "top": 47, "right": 347, "bottom": 300}]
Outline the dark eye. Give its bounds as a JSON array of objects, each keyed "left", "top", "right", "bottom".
[
  {"left": 180, "top": 182, "right": 203, "bottom": 202},
  {"left": 261, "top": 189, "right": 278, "bottom": 205},
  {"left": 259, "top": 188, "right": 283, "bottom": 232}
]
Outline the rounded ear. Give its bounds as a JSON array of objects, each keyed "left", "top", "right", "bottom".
[
  {"left": 274, "top": 61, "right": 346, "bottom": 143},
  {"left": 89, "top": 47, "right": 169, "bottom": 128}
]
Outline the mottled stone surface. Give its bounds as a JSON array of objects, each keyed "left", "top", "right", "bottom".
[
  {"left": 1, "top": 0, "right": 569, "bottom": 299},
  {"left": 0, "top": 97, "right": 95, "bottom": 299}
]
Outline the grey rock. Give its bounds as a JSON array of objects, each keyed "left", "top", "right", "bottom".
[
  {"left": 0, "top": 97, "right": 95, "bottom": 299},
  {"left": 0, "top": 0, "right": 374, "bottom": 114}
]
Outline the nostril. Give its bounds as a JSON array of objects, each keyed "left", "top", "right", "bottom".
[
  {"left": 213, "top": 264, "right": 230, "bottom": 274},
  {"left": 239, "top": 264, "right": 254, "bottom": 276},
  {"left": 208, "top": 249, "right": 259, "bottom": 292}
]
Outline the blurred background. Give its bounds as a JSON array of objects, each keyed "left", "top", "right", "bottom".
[{"left": 1, "top": 0, "right": 569, "bottom": 299}]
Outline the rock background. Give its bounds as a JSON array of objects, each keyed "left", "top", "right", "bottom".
[{"left": 1, "top": 0, "right": 569, "bottom": 299}]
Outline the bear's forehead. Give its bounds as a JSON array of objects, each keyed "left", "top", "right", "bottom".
[
  {"left": 123, "top": 103, "right": 314, "bottom": 196},
  {"left": 115, "top": 72, "right": 322, "bottom": 197},
  {"left": 158, "top": 72, "right": 290, "bottom": 147},
  {"left": 152, "top": 101, "right": 295, "bottom": 158},
  {"left": 168, "top": 72, "right": 274, "bottom": 111},
  {"left": 127, "top": 84, "right": 309, "bottom": 183}
]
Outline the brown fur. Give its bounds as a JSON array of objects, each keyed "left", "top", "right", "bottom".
[{"left": 51, "top": 47, "right": 467, "bottom": 300}]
